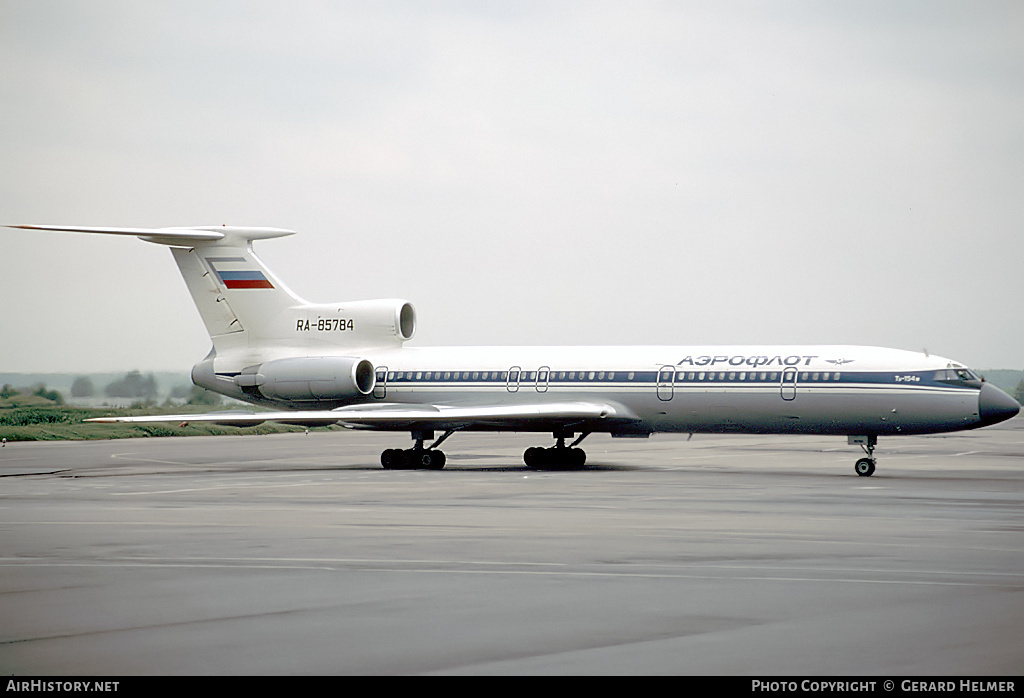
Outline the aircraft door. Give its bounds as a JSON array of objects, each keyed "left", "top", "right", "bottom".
[
  {"left": 507, "top": 366, "right": 521, "bottom": 393},
  {"left": 780, "top": 367, "right": 797, "bottom": 401},
  {"left": 374, "top": 366, "right": 388, "bottom": 399},
  {"left": 657, "top": 365, "right": 675, "bottom": 401},
  {"left": 536, "top": 366, "right": 550, "bottom": 393}
]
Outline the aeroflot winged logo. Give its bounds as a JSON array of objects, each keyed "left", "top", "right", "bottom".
[
  {"left": 826, "top": 358, "right": 855, "bottom": 366},
  {"left": 207, "top": 256, "right": 274, "bottom": 289}
]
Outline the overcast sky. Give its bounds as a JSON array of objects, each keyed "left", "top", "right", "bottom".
[{"left": 2, "top": 1, "right": 1022, "bottom": 374}]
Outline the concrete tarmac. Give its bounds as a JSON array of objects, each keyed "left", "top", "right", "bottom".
[{"left": 1, "top": 417, "right": 1022, "bottom": 675}]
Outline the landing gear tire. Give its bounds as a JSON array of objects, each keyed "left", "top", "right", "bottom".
[
  {"left": 381, "top": 448, "right": 446, "bottom": 470},
  {"left": 381, "top": 449, "right": 401, "bottom": 470},
  {"left": 524, "top": 446, "right": 586, "bottom": 470},
  {"left": 855, "top": 458, "right": 876, "bottom": 477},
  {"left": 422, "top": 450, "right": 445, "bottom": 470}
]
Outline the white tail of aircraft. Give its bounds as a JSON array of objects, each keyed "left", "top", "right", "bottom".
[
  {"left": 12, "top": 224, "right": 416, "bottom": 388},
  {"left": 13, "top": 224, "right": 414, "bottom": 354},
  {"left": 11, "top": 224, "right": 418, "bottom": 406},
  {"left": 158, "top": 226, "right": 416, "bottom": 358}
]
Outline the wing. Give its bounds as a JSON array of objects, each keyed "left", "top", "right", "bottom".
[{"left": 85, "top": 401, "right": 641, "bottom": 432}]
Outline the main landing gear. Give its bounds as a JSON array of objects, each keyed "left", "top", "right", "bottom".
[
  {"left": 850, "top": 435, "right": 878, "bottom": 477},
  {"left": 381, "top": 430, "right": 453, "bottom": 470},
  {"left": 524, "top": 431, "right": 590, "bottom": 470}
]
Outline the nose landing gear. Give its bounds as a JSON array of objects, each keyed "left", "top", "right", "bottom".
[
  {"left": 849, "top": 435, "right": 877, "bottom": 476},
  {"left": 854, "top": 457, "right": 876, "bottom": 477}
]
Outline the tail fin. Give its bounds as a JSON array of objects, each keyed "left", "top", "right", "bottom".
[
  {"left": 164, "top": 227, "right": 306, "bottom": 350},
  {"left": 8, "top": 225, "right": 416, "bottom": 365},
  {"left": 10, "top": 224, "right": 302, "bottom": 352}
]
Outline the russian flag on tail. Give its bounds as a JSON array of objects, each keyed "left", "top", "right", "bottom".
[
  {"left": 207, "top": 258, "right": 274, "bottom": 289},
  {"left": 216, "top": 270, "right": 274, "bottom": 289}
]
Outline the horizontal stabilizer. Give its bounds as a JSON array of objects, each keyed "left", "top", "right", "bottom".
[{"left": 7, "top": 224, "right": 295, "bottom": 246}]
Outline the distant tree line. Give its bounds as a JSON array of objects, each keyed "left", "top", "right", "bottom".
[
  {"left": 70, "top": 373, "right": 220, "bottom": 405},
  {"left": 70, "top": 376, "right": 95, "bottom": 398},
  {"left": 102, "top": 370, "right": 159, "bottom": 399},
  {"left": 68, "top": 371, "right": 161, "bottom": 400},
  {"left": 1, "top": 383, "right": 64, "bottom": 405}
]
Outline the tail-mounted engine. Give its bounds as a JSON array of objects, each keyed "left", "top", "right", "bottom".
[
  {"left": 298, "top": 299, "right": 416, "bottom": 346},
  {"left": 234, "top": 356, "right": 375, "bottom": 402}
]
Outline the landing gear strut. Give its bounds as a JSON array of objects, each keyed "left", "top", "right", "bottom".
[
  {"left": 381, "top": 430, "right": 454, "bottom": 470},
  {"left": 850, "top": 435, "right": 877, "bottom": 477},
  {"left": 524, "top": 431, "right": 589, "bottom": 470}
]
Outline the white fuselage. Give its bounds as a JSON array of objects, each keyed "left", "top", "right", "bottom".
[{"left": 198, "top": 344, "right": 991, "bottom": 437}]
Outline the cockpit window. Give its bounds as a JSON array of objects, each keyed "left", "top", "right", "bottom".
[{"left": 936, "top": 368, "right": 983, "bottom": 383}]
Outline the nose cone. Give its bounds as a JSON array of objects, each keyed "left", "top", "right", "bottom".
[{"left": 978, "top": 382, "right": 1020, "bottom": 426}]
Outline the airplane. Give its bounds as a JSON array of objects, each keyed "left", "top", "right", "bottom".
[{"left": 8, "top": 224, "right": 1020, "bottom": 475}]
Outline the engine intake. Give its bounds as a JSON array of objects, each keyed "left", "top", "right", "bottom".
[{"left": 337, "top": 299, "right": 415, "bottom": 343}]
